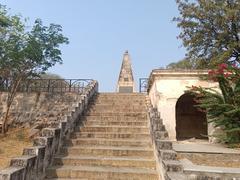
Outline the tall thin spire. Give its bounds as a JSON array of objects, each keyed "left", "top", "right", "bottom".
[{"left": 116, "top": 50, "right": 135, "bottom": 93}]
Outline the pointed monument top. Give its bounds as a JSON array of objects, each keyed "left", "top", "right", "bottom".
[{"left": 116, "top": 51, "right": 135, "bottom": 93}]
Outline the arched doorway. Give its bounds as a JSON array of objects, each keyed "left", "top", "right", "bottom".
[{"left": 176, "top": 93, "right": 207, "bottom": 140}]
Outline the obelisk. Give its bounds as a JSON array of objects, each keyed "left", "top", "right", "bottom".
[{"left": 116, "top": 50, "right": 135, "bottom": 93}]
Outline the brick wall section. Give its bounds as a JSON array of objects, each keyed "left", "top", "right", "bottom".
[{"left": 0, "top": 80, "right": 98, "bottom": 180}]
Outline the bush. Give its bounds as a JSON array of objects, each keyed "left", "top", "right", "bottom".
[{"left": 190, "top": 63, "right": 240, "bottom": 144}]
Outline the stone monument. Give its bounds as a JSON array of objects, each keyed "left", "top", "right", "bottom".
[{"left": 116, "top": 50, "right": 135, "bottom": 93}]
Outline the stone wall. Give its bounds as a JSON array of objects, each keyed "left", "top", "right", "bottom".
[
  {"left": 0, "top": 80, "right": 98, "bottom": 180},
  {"left": 146, "top": 96, "right": 184, "bottom": 180},
  {"left": 0, "top": 91, "right": 86, "bottom": 130}
]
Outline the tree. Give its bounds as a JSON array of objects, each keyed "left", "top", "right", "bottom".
[
  {"left": 166, "top": 58, "right": 195, "bottom": 69},
  {"left": 0, "top": 5, "right": 69, "bottom": 134},
  {"left": 174, "top": 0, "right": 240, "bottom": 68}
]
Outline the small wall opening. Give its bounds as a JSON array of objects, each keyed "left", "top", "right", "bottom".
[{"left": 176, "top": 93, "right": 207, "bottom": 140}]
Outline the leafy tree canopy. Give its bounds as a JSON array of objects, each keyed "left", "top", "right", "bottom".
[
  {"left": 0, "top": 4, "right": 69, "bottom": 80},
  {"left": 174, "top": 0, "right": 240, "bottom": 68},
  {"left": 166, "top": 58, "right": 195, "bottom": 69}
]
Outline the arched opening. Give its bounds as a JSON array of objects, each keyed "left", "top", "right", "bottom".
[{"left": 176, "top": 93, "right": 207, "bottom": 140}]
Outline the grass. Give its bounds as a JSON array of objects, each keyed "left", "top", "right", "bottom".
[{"left": 0, "top": 128, "right": 31, "bottom": 170}]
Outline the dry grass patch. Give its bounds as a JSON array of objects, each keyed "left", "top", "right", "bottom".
[{"left": 0, "top": 128, "right": 31, "bottom": 170}]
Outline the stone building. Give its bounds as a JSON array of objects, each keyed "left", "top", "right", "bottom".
[
  {"left": 148, "top": 69, "right": 218, "bottom": 141},
  {"left": 116, "top": 51, "right": 135, "bottom": 93}
]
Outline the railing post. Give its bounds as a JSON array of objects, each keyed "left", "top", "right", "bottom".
[
  {"left": 69, "top": 80, "right": 72, "bottom": 92},
  {"left": 139, "top": 78, "right": 149, "bottom": 93}
]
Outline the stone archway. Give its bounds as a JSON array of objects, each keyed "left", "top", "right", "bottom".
[{"left": 176, "top": 93, "right": 208, "bottom": 140}]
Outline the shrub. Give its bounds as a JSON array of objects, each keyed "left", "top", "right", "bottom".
[{"left": 190, "top": 63, "right": 240, "bottom": 144}]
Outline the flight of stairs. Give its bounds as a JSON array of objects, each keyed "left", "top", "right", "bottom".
[{"left": 45, "top": 93, "right": 159, "bottom": 180}]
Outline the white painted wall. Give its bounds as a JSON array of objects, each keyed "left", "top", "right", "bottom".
[{"left": 148, "top": 72, "right": 218, "bottom": 140}]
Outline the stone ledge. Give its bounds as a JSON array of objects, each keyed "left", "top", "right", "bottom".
[{"left": 181, "top": 159, "right": 240, "bottom": 179}]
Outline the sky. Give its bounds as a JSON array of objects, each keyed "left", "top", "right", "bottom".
[{"left": 2, "top": 0, "right": 186, "bottom": 92}]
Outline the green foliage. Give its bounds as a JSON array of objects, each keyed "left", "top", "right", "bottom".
[
  {"left": 166, "top": 58, "right": 194, "bottom": 69},
  {"left": 40, "top": 73, "right": 63, "bottom": 79},
  {"left": 190, "top": 64, "right": 240, "bottom": 144},
  {"left": 0, "top": 5, "right": 69, "bottom": 80},
  {"left": 174, "top": 0, "right": 240, "bottom": 67},
  {"left": 0, "top": 4, "right": 69, "bottom": 133}
]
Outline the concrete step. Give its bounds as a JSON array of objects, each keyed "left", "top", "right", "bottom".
[
  {"left": 93, "top": 97, "right": 145, "bottom": 101},
  {"left": 66, "top": 138, "right": 152, "bottom": 147},
  {"left": 91, "top": 98, "right": 145, "bottom": 105},
  {"left": 71, "top": 132, "right": 151, "bottom": 140},
  {"left": 60, "top": 145, "right": 155, "bottom": 158},
  {"left": 87, "top": 109, "right": 146, "bottom": 114},
  {"left": 94, "top": 98, "right": 145, "bottom": 102},
  {"left": 82, "top": 115, "right": 147, "bottom": 121},
  {"left": 53, "top": 155, "right": 156, "bottom": 169},
  {"left": 89, "top": 102, "right": 146, "bottom": 107},
  {"left": 46, "top": 178, "right": 88, "bottom": 180},
  {"left": 77, "top": 126, "right": 149, "bottom": 133},
  {"left": 165, "top": 172, "right": 187, "bottom": 180},
  {"left": 85, "top": 112, "right": 147, "bottom": 116},
  {"left": 89, "top": 104, "right": 146, "bottom": 110},
  {"left": 162, "top": 160, "right": 183, "bottom": 172},
  {"left": 46, "top": 165, "right": 158, "bottom": 179},
  {"left": 84, "top": 120, "right": 148, "bottom": 126}
]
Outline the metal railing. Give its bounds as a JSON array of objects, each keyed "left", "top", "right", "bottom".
[
  {"left": 139, "top": 78, "right": 149, "bottom": 93},
  {"left": 0, "top": 78, "right": 94, "bottom": 94}
]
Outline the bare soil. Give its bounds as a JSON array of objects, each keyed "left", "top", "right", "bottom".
[{"left": 0, "top": 128, "right": 31, "bottom": 170}]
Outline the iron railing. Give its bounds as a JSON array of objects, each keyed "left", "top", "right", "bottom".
[
  {"left": 0, "top": 79, "right": 94, "bottom": 94},
  {"left": 139, "top": 78, "right": 149, "bottom": 93}
]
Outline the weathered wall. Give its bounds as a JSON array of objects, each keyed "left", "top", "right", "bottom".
[
  {"left": 0, "top": 81, "right": 98, "bottom": 180},
  {"left": 148, "top": 70, "right": 218, "bottom": 140},
  {"left": 0, "top": 92, "right": 84, "bottom": 129}
]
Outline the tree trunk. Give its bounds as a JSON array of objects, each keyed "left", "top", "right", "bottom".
[{"left": 1, "top": 77, "right": 22, "bottom": 134}]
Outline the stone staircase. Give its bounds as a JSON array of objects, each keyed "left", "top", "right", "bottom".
[{"left": 45, "top": 93, "right": 159, "bottom": 180}]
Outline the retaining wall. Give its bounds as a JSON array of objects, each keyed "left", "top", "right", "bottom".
[{"left": 0, "top": 81, "right": 98, "bottom": 180}]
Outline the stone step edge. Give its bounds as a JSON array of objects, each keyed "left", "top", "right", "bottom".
[
  {"left": 47, "top": 165, "right": 158, "bottom": 175},
  {"left": 77, "top": 125, "right": 149, "bottom": 128},
  {"left": 54, "top": 155, "right": 156, "bottom": 162},
  {"left": 74, "top": 132, "right": 150, "bottom": 134},
  {"left": 84, "top": 121, "right": 148, "bottom": 124},
  {"left": 61, "top": 145, "right": 154, "bottom": 151},
  {"left": 68, "top": 138, "right": 152, "bottom": 143}
]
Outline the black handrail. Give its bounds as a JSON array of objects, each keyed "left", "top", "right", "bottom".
[{"left": 0, "top": 78, "right": 94, "bottom": 94}]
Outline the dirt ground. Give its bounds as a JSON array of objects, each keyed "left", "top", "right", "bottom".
[{"left": 0, "top": 128, "right": 31, "bottom": 170}]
